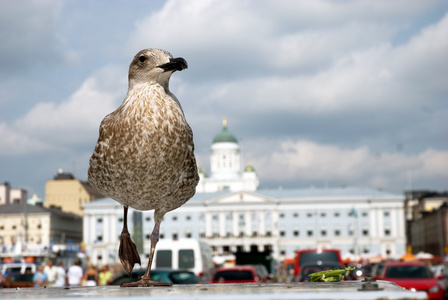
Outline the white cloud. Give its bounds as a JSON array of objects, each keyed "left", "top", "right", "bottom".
[
  {"left": 0, "top": 65, "right": 125, "bottom": 156},
  {"left": 254, "top": 139, "right": 448, "bottom": 191}
]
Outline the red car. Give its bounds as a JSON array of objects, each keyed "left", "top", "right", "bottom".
[
  {"left": 381, "top": 261, "right": 444, "bottom": 300},
  {"left": 294, "top": 248, "right": 342, "bottom": 277},
  {"left": 210, "top": 266, "right": 269, "bottom": 283}
]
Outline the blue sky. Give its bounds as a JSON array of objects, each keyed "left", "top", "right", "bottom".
[{"left": 1, "top": 0, "right": 447, "bottom": 198}]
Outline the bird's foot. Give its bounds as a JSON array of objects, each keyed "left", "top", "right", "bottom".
[
  {"left": 118, "top": 231, "right": 141, "bottom": 275},
  {"left": 120, "top": 278, "right": 172, "bottom": 287}
]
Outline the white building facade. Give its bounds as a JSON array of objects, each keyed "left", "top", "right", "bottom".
[{"left": 83, "top": 187, "right": 406, "bottom": 266}]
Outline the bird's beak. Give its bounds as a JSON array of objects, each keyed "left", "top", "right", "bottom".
[{"left": 158, "top": 57, "right": 188, "bottom": 72}]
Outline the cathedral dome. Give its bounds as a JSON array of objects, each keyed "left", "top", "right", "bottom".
[{"left": 212, "top": 120, "right": 238, "bottom": 144}]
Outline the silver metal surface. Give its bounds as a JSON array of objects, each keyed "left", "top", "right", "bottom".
[{"left": 0, "top": 281, "right": 428, "bottom": 300}]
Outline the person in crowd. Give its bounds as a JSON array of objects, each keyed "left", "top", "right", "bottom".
[
  {"left": 33, "top": 265, "right": 48, "bottom": 287},
  {"left": 98, "top": 265, "right": 114, "bottom": 286},
  {"left": 67, "top": 259, "right": 83, "bottom": 286},
  {"left": 55, "top": 262, "right": 67, "bottom": 287},
  {"left": 84, "top": 264, "right": 98, "bottom": 286},
  {"left": 43, "top": 259, "right": 58, "bottom": 287}
]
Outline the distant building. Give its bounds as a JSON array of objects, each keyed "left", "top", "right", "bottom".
[
  {"left": 0, "top": 182, "right": 28, "bottom": 205},
  {"left": 45, "top": 170, "right": 104, "bottom": 216},
  {"left": 83, "top": 187, "right": 406, "bottom": 266},
  {"left": 406, "top": 190, "right": 448, "bottom": 256},
  {"left": 0, "top": 203, "right": 82, "bottom": 256},
  {"left": 196, "top": 120, "right": 259, "bottom": 193}
]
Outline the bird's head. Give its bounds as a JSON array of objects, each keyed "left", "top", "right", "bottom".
[{"left": 128, "top": 48, "right": 188, "bottom": 90}]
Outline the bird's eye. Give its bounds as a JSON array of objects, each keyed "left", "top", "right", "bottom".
[{"left": 139, "top": 56, "right": 146, "bottom": 62}]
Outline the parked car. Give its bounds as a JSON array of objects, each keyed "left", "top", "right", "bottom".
[
  {"left": 381, "top": 261, "right": 444, "bottom": 300},
  {"left": 0, "top": 263, "right": 36, "bottom": 276},
  {"left": 210, "top": 265, "right": 270, "bottom": 283},
  {"left": 371, "top": 262, "right": 385, "bottom": 280},
  {"left": 1, "top": 272, "right": 35, "bottom": 288},
  {"left": 294, "top": 248, "right": 342, "bottom": 277},
  {"left": 109, "top": 268, "right": 201, "bottom": 286},
  {"left": 296, "top": 261, "right": 346, "bottom": 282}
]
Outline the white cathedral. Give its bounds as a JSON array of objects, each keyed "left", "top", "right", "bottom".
[{"left": 195, "top": 120, "right": 259, "bottom": 193}]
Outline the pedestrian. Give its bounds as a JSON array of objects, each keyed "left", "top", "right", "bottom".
[
  {"left": 84, "top": 264, "right": 98, "bottom": 286},
  {"left": 98, "top": 265, "right": 113, "bottom": 286},
  {"left": 55, "top": 262, "right": 67, "bottom": 287},
  {"left": 67, "top": 259, "right": 83, "bottom": 286},
  {"left": 33, "top": 265, "right": 48, "bottom": 287},
  {"left": 43, "top": 259, "right": 58, "bottom": 287}
]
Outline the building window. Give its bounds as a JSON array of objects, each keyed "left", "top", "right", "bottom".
[
  {"left": 321, "top": 229, "right": 327, "bottom": 236},
  {"left": 0, "top": 225, "right": 3, "bottom": 230},
  {"left": 12, "top": 225, "right": 16, "bottom": 230},
  {"left": 172, "top": 233, "right": 178, "bottom": 240},
  {"left": 118, "top": 218, "right": 123, "bottom": 222},
  {"left": 280, "top": 213, "right": 285, "bottom": 218},
  {"left": 384, "top": 229, "right": 391, "bottom": 236},
  {"left": 362, "top": 229, "right": 369, "bottom": 236},
  {"left": 384, "top": 211, "right": 390, "bottom": 217},
  {"left": 172, "top": 216, "right": 177, "bottom": 221},
  {"left": 145, "top": 217, "right": 151, "bottom": 222},
  {"left": 185, "top": 232, "right": 192, "bottom": 238},
  {"left": 266, "top": 231, "right": 272, "bottom": 237},
  {"left": 97, "top": 218, "right": 103, "bottom": 223},
  {"left": 97, "top": 255, "right": 102, "bottom": 261},
  {"left": 307, "top": 212, "right": 313, "bottom": 218},
  {"left": 280, "top": 250, "right": 286, "bottom": 256},
  {"left": 160, "top": 233, "right": 165, "bottom": 239},
  {"left": 307, "top": 230, "right": 313, "bottom": 237},
  {"left": 293, "top": 213, "right": 299, "bottom": 218},
  {"left": 145, "top": 234, "right": 151, "bottom": 240},
  {"left": 334, "top": 212, "right": 340, "bottom": 217},
  {"left": 186, "top": 215, "right": 191, "bottom": 221},
  {"left": 320, "top": 212, "right": 326, "bottom": 217},
  {"left": 97, "top": 236, "right": 103, "bottom": 242},
  {"left": 37, "top": 224, "right": 42, "bottom": 229},
  {"left": 200, "top": 232, "right": 205, "bottom": 238},
  {"left": 334, "top": 229, "right": 340, "bottom": 236},
  {"left": 280, "top": 230, "right": 285, "bottom": 237},
  {"left": 362, "top": 211, "right": 368, "bottom": 217},
  {"left": 293, "top": 230, "right": 299, "bottom": 237}
]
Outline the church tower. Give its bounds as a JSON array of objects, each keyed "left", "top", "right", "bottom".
[
  {"left": 196, "top": 120, "right": 259, "bottom": 193},
  {"left": 210, "top": 119, "right": 240, "bottom": 180}
]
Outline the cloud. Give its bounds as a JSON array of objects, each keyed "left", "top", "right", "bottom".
[
  {"left": 0, "top": 65, "right": 126, "bottom": 156},
  {"left": 0, "top": 0, "right": 64, "bottom": 76},
  {"left": 254, "top": 139, "right": 448, "bottom": 191}
]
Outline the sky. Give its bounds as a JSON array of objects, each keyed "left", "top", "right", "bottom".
[{"left": 1, "top": 0, "right": 447, "bottom": 199}]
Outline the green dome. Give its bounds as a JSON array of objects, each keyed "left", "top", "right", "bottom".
[{"left": 212, "top": 121, "right": 238, "bottom": 144}]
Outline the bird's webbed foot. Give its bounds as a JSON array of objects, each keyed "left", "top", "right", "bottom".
[
  {"left": 118, "top": 231, "right": 141, "bottom": 275},
  {"left": 120, "top": 277, "right": 172, "bottom": 287}
]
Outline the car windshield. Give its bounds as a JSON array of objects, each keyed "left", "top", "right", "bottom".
[
  {"left": 213, "top": 270, "right": 254, "bottom": 281},
  {"left": 299, "top": 252, "right": 339, "bottom": 265},
  {"left": 386, "top": 266, "right": 432, "bottom": 279}
]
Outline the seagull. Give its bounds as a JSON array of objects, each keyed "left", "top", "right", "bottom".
[{"left": 88, "top": 48, "right": 199, "bottom": 287}]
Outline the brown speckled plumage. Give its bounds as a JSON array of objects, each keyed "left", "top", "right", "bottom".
[{"left": 87, "top": 49, "right": 199, "bottom": 287}]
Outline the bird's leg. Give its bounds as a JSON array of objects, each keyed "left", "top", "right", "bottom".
[
  {"left": 121, "top": 221, "right": 171, "bottom": 287},
  {"left": 118, "top": 206, "right": 141, "bottom": 275}
]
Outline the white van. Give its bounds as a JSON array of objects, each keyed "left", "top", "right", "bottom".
[{"left": 152, "top": 239, "right": 214, "bottom": 282}]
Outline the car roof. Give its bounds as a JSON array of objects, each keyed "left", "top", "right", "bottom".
[
  {"left": 384, "top": 261, "right": 427, "bottom": 267},
  {"left": 300, "top": 261, "right": 343, "bottom": 267},
  {"left": 215, "top": 266, "right": 256, "bottom": 272}
]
